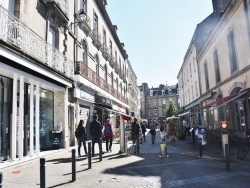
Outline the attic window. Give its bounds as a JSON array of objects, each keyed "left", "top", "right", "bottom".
[
  {"left": 169, "top": 89, "right": 172, "bottom": 94},
  {"left": 162, "top": 90, "right": 165, "bottom": 95},
  {"left": 150, "top": 90, "right": 153, "bottom": 96}
]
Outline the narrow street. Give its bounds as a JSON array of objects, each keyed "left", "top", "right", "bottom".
[{"left": 1, "top": 130, "right": 250, "bottom": 187}]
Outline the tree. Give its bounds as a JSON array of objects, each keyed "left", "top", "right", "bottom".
[{"left": 165, "top": 99, "right": 175, "bottom": 118}]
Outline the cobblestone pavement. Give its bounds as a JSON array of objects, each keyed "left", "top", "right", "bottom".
[{"left": 1, "top": 129, "right": 250, "bottom": 187}]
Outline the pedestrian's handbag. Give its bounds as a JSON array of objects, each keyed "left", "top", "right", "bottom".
[{"left": 149, "top": 128, "right": 153, "bottom": 134}]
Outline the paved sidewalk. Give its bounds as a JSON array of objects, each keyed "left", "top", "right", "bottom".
[{"left": 1, "top": 129, "right": 250, "bottom": 187}]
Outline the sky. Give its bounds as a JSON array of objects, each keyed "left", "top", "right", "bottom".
[{"left": 106, "top": 0, "right": 213, "bottom": 88}]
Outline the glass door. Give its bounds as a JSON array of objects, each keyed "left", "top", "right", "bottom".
[{"left": 0, "top": 76, "right": 12, "bottom": 161}]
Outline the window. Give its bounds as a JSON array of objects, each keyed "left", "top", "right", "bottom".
[
  {"left": 82, "top": 40, "right": 87, "bottom": 65},
  {"left": 195, "top": 81, "right": 198, "bottom": 97},
  {"left": 111, "top": 72, "right": 114, "bottom": 87},
  {"left": 168, "top": 89, "right": 172, "bottom": 94},
  {"left": 154, "top": 109, "right": 158, "bottom": 116},
  {"left": 148, "top": 110, "right": 151, "bottom": 116},
  {"left": 104, "top": 64, "right": 107, "bottom": 81},
  {"left": 214, "top": 50, "right": 221, "bottom": 83},
  {"left": 81, "top": 0, "right": 87, "bottom": 13},
  {"left": 204, "top": 62, "right": 209, "bottom": 90},
  {"left": 95, "top": 55, "right": 99, "bottom": 75},
  {"left": 150, "top": 90, "right": 153, "bottom": 96},
  {"left": 93, "top": 13, "right": 98, "bottom": 32},
  {"left": 110, "top": 41, "right": 113, "bottom": 56},
  {"left": 191, "top": 85, "right": 194, "bottom": 99},
  {"left": 162, "top": 90, "right": 165, "bottom": 95},
  {"left": 227, "top": 31, "right": 237, "bottom": 73},
  {"left": 103, "top": 29, "right": 106, "bottom": 46},
  {"left": 163, "top": 99, "right": 166, "bottom": 105},
  {"left": 147, "top": 101, "right": 150, "bottom": 107},
  {"left": 116, "top": 78, "right": 118, "bottom": 91},
  {"left": 193, "top": 57, "right": 196, "bottom": 73},
  {"left": 154, "top": 101, "right": 157, "bottom": 107},
  {"left": 190, "top": 63, "right": 192, "bottom": 77}
]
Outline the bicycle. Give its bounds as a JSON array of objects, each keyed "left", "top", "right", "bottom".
[{"left": 237, "top": 141, "right": 250, "bottom": 160}]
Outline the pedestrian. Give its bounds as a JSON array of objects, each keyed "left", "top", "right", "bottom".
[
  {"left": 131, "top": 117, "right": 140, "bottom": 154},
  {"left": 75, "top": 120, "right": 87, "bottom": 157},
  {"left": 103, "top": 118, "right": 115, "bottom": 152},
  {"left": 159, "top": 120, "right": 166, "bottom": 142},
  {"left": 167, "top": 119, "right": 176, "bottom": 142},
  {"left": 140, "top": 121, "right": 147, "bottom": 142},
  {"left": 89, "top": 114, "right": 103, "bottom": 157},
  {"left": 149, "top": 119, "right": 158, "bottom": 144},
  {"left": 183, "top": 119, "right": 190, "bottom": 136}
]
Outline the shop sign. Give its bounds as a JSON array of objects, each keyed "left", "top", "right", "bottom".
[
  {"left": 113, "top": 105, "right": 126, "bottom": 113},
  {"left": 95, "top": 94, "right": 112, "bottom": 108},
  {"left": 80, "top": 90, "right": 95, "bottom": 102}
]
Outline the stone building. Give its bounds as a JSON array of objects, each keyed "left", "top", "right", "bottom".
[{"left": 139, "top": 83, "right": 179, "bottom": 121}]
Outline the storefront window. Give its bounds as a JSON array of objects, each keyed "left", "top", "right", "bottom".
[
  {"left": 0, "top": 76, "right": 12, "bottom": 161},
  {"left": 39, "top": 89, "right": 54, "bottom": 150}
]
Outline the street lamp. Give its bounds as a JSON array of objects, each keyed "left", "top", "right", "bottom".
[{"left": 69, "top": 9, "right": 86, "bottom": 28}]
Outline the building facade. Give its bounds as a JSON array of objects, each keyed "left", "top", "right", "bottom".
[
  {"left": 197, "top": 0, "right": 250, "bottom": 137},
  {"left": 0, "top": 0, "right": 137, "bottom": 162},
  {"left": 139, "top": 83, "right": 179, "bottom": 121}
]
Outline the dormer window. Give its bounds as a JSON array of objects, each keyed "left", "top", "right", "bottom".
[
  {"left": 162, "top": 90, "right": 165, "bottom": 95},
  {"left": 150, "top": 90, "right": 153, "bottom": 96},
  {"left": 169, "top": 89, "right": 172, "bottom": 94}
]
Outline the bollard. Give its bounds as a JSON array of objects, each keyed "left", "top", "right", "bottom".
[
  {"left": 40, "top": 158, "right": 46, "bottom": 188},
  {"left": 88, "top": 142, "right": 91, "bottom": 169},
  {"left": 72, "top": 149, "right": 76, "bottom": 181},
  {"left": 0, "top": 172, "right": 2, "bottom": 188},
  {"left": 160, "top": 143, "right": 167, "bottom": 157},
  {"left": 199, "top": 141, "right": 202, "bottom": 157},
  {"left": 225, "top": 144, "right": 230, "bottom": 171},
  {"left": 99, "top": 139, "right": 102, "bottom": 162}
]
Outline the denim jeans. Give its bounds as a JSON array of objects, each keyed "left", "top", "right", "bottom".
[
  {"left": 132, "top": 135, "right": 140, "bottom": 153},
  {"left": 92, "top": 136, "right": 101, "bottom": 156},
  {"left": 105, "top": 137, "right": 113, "bottom": 152},
  {"left": 77, "top": 136, "right": 87, "bottom": 155}
]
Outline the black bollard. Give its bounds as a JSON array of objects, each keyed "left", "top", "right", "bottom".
[
  {"left": 72, "top": 149, "right": 76, "bottom": 181},
  {"left": 40, "top": 158, "right": 46, "bottom": 188},
  {"left": 225, "top": 144, "right": 230, "bottom": 171},
  {"left": 199, "top": 141, "right": 202, "bottom": 157},
  {"left": 99, "top": 139, "right": 102, "bottom": 162},
  {"left": 0, "top": 172, "right": 2, "bottom": 188},
  {"left": 88, "top": 142, "right": 91, "bottom": 169}
]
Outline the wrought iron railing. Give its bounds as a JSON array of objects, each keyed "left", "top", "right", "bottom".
[
  {"left": 0, "top": 5, "right": 73, "bottom": 79},
  {"left": 91, "top": 29, "right": 101, "bottom": 48},
  {"left": 76, "top": 61, "right": 128, "bottom": 104}
]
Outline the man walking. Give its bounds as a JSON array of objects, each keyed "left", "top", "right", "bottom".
[
  {"left": 90, "top": 114, "right": 103, "bottom": 157},
  {"left": 149, "top": 119, "right": 158, "bottom": 144},
  {"left": 131, "top": 118, "right": 141, "bottom": 154}
]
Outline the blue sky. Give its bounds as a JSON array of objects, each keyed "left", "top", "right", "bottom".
[{"left": 106, "top": 0, "right": 213, "bottom": 88}]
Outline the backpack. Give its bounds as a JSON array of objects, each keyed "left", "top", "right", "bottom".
[
  {"left": 75, "top": 127, "right": 82, "bottom": 138},
  {"left": 105, "top": 124, "right": 111, "bottom": 134}
]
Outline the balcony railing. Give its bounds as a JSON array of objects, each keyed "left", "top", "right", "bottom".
[
  {"left": 76, "top": 61, "right": 128, "bottom": 104},
  {"left": 90, "top": 29, "right": 101, "bottom": 48},
  {"left": 0, "top": 6, "right": 73, "bottom": 79},
  {"left": 100, "top": 43, "right": 110, "bottom": 60},
  {"left": 43, "top": 0, "right": 69, "bottom": 18}
]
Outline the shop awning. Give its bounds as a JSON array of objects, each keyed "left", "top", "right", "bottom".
[
  {"left": 196, "top": 89, "right": 249, "bottom": 111},
  {"left": 121, "top": 113, "right": 132, "bottom": 120}
]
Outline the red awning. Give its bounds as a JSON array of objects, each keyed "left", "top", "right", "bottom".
[
  {"left": 121, "top": 113, "right": 132, "bottom": 120},
  {"left": 197, "top": 89, "right": 249, "bottom": 111}
]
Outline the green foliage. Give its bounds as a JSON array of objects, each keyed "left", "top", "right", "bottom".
[{"left": 165, "top": 99, "right": 175, "bottom": 118}]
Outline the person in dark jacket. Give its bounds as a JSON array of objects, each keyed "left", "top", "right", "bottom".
[
  {"left": 140, "top": 121, "right": 147, "bottom": 142},
  {"left": 131, "top": 118, "right": 141, "bottom": 154},
  {"left": 90, "top": 114, "right": 103, "bottom": 157},
  {"left": 76, "top": 120, "right": 87, "bottom": 157}
]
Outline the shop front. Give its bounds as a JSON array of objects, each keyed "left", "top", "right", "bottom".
[{"left": 0, "top": 58, "right": 72, "bottom": 162}]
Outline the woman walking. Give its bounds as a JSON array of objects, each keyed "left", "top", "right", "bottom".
[
  {"left": 103, "top": 119, "right": 114, "bottom": 152},
  {"left": 75, "top": 120, "right": 87, "bottom": 156}
]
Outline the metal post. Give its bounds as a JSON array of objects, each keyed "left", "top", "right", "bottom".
[
  {"left": 0, "top": 172, "right": 2, "bottom": 188},
  {"left": 40, "top": 158, "right": 46, "bottom": 188},
  {"left": 72, "top": 149, "right": 76, "bottom": 181},
  {"left": 88, "top": 142, "right": 91, "bottom": 169},
  {"left": 225, "top": 144, "right": 230, "bottom": 171},
  {"left": 199, "top": 140, "right": 202, "bottom": 157},
  {"left": 99, "top": 139, "right": 102, "bottom": 161}
]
